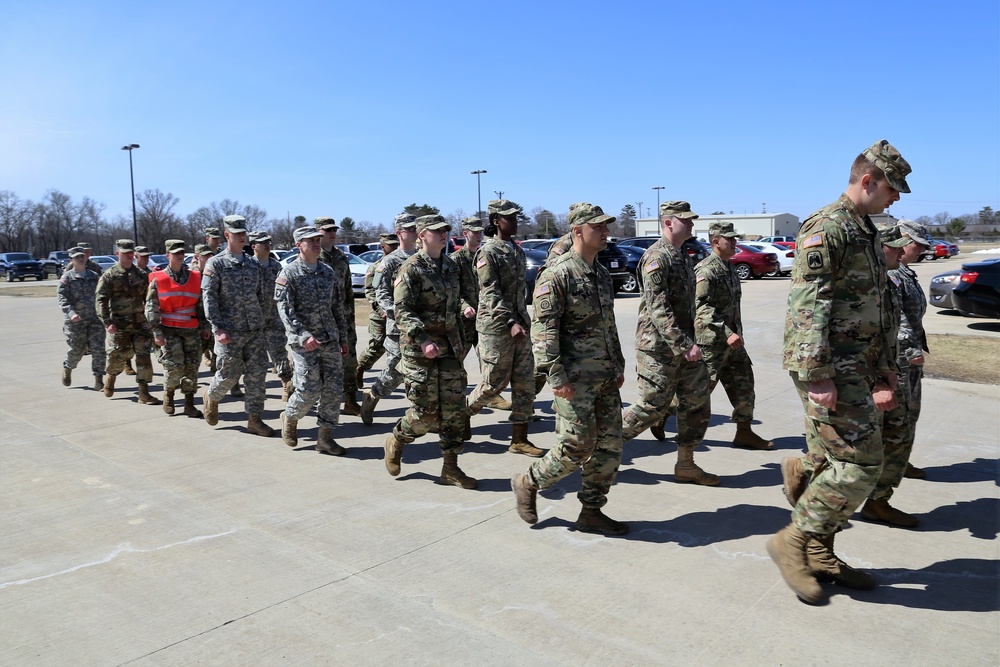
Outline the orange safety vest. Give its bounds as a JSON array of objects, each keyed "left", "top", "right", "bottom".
[{"left": 153, "top": 269, "right": 201, "bottom": 329}]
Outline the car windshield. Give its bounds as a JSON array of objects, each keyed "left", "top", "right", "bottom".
[
  {"left": 5, "top": 253, "right": 32, "bottom": 260},
  {"left": 347, "top": 253, "right": 366, "bottom": 265},
  {"left": 737, "top": 244, "right": 761, "bottom": 253}
]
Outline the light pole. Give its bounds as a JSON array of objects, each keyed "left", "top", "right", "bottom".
[
  {"left": 652, "top": 186, "right": 664, "bottom": 219},
  {"left": 121, "top": 144, "right": 140, "bottom": 243},
  {"left": 471, "top": 170, "right": 486, "bottom": 217},
  {"left": 635, "top": 201, "right": 643, "bottom": 220}
]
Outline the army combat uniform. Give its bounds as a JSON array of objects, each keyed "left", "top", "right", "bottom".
[
  {"left": 357, "top": 258, "right": 387, "bottom": 380},
  {"left": 450, "top": 236, "right": 480, "bottom": 361},
  {"left": 319, "top": 243, "right": 358, "bottom": 405},
  {"left": 249, "top": 251, "right": 292, "bottom": 393},
  {"left": 366, "top": 241, "right": 416, "bottom": 402},
  {"left": 57, "top": 259, "right": 105, "bottom": 388}
]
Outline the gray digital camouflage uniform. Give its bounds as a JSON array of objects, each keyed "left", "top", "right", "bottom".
[
  {"left": 320, "top": 246, "right": 357, "bottom": 395},
  {"left": 57, "top": 267, "right": 105, "bottom": 377},
  {"left": 250, "top": 254, "right": 291, "bottom": 383},
  {"left": 357, "top": 260, "right": 386, "bottom": 373},
  {"left": 370, "top": 247, "right": 416, "bottom": 398}
]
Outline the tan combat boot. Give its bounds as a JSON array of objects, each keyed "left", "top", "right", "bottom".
[
  {"left": 163, "top": 389, "right": 175, "bottom": 415},
  {"left": 650, "top": 414, "right": 668, "bottom": 442},
  {"left": 904, "top": 462, "right": 926, "bottom": 479},
  {"left": 509, "top": 423, "right": 544, "bottom": 457},
  {"left": 137, "top": 381, "right": 161, "bottom": 405},
  {"left": 317, "top": 427, "right": 346, "bottom": 456},
  {"left": 511, "top": 473, "right": 538, "bottom": 524},
  {"left": 860, "top": 498, "right": 919, "bottom": 528},
  {"left": 62, "top": 367, "right": 71, "bottom": 387},
  {"left": 182, "top": 393, "right": 202, "bottom": 418},
  {"left": 342, "top": 392, "right": 362, "bottom": 417},
  {"left": 280, "top": 412, "right": 297, "bottom": 447},
  {"left": 203, "top": 388, "right": 219, "bottom": 425},
  {"left": 440, "top": 452, "right": 477, "bottom": 489},
  {"left": 807, "top": 534, "right": 876, "bottom": 590},
  {"left": 103, "top": 374, "right": 117, "bottom": 397},
  {"left": 485, "top": 394, "right": 513, "bottom": 411},
  {"left": 732, "top": 421, "right": 773, "bottom": 450},
  {"left": 94, "top": 375, "right": 104, "bottom": 391},
  {"left": 281, "top": 378, "right": 294, "bottom": 402},
  {"left": 246, "top": 414, "right": 274, "bottom": 437},
  {"left": 360, "top": 389, "right": 379, "bottom": 425},
  {"left": 766, "top": 523, "right": 823, "bottom": 604},
  {"left": 781, "top": 456, "right": 809, "bottom": 507},
  {"left": 576, "top": 507, "right": 629, "bottom": 536},
  {"left": 674, "top": 445, "right": 720, "bottom": 485},
  {"left": 124, "top": 358, "right": 136, "bottom": 375},
  {"left": 384, "top": 431, "right": 404, "bottom": 476}
]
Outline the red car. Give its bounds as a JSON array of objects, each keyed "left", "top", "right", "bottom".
[{"left": 732, "top": 244, "right": 780, "bottom": 280}]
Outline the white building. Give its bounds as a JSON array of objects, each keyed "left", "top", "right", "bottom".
[{"left": 634, "top": 213, "right": 800, "bottom": 240}]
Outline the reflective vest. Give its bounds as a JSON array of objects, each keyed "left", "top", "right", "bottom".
[{"left": 153, "top": 269, "right": 201, "bottom": 329}]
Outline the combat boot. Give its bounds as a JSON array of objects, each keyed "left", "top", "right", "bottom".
[
  {"left": 485, "top": 394, "right": 513, "bottom": 411},
  {"left": 317, "top": 427, "right": 346, "bottom": 456},
  {"left": 440, "top": 452, "right": 477, "bottom": 489},
  {"left": 137, "top": 381, "right": 161, "bottom": 405},
  {"left": 463, "top": 411, "right": 472, "bottom": 441},
  {"left": 860, "top": 498, "right": 919, "bottom": 528},
  {"left": 904, "top": 462, "right": 926, "bottom": 479},
  {"left": 124, "top": 358, "right": 136, "bottom": 375},
  {"left": 94, "top": 374, "right": 104, "bottom": 391},
  {"left": 674, "top": 445, "right": 720, "bottom": 486},
  {"left": 509, "top": 423, "right": 544, "bottom": 457},
  {"left": 781, "top": 456, "right": 809, "bottom": 507},
  {"left": 511, "top": 473, "right": 538, "bottom": 524},
  {"left": 650, "top": 414, "right": 668, "bottom": 442},
  {"left": 576, "top": 507, "right": 629, "bottom": 536},
  {"left": 732, "top": 421, "right": 773, "bottom": 450},
  {"left": 342, "top": 392, "right": 362, "bottom": 417},
  {"left": 807, "top": 534, "right": 876, "bottom": 590},
  {"left": 280, "top": 412, "right": 298, "bottom": 447},
  {"left": 360, "top": 389, "right": 379, "bottom": 425},
  {"left": 163, "top": 389, "right": 176, "bottom": 415},
  {"left": 281, "top": 378, "right": 294, "bottom": 402},
  {"left": 246, "top": 414, "right": 273, "bottom": 437},
  {"left": 62, "top": 367, "right": 71, "bottom": 387},
  {"left": 182, "top": 393, "right": 202, "bottom": 418},
  {"left": 103, "top": 374, "right": 116, "bottom": 397},
  {"left": 766, "top": 523, "right": 823, "bottom": 605},
  {"left": 203, "top": 388, "right": 219, "bottom": 425},
  {"left": 355, "top": 367, "right": 366, "bottom": 389},
  {"left": 230, "top": 382, "right": 244, "bottom": 398},
  {"left": 384, "top": 431, "right": 404, "bottom": 476}
]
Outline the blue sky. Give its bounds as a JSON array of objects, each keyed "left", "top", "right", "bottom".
[{"left": 2, "top": 1, "right": 998, "bottom": 227}]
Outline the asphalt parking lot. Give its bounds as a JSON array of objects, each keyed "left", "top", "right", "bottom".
[{"left": 1, "top": 265, "right": 997, "bottom": 666}]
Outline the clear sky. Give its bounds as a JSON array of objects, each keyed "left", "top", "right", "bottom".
[{"left": 2, "top": 1, "right": 998, "bottom": 227}]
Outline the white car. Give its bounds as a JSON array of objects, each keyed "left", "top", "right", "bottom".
[
  {"left": 280, "top": 250, "right": 370, "bottom": 296},
  {"left": 739, "top": 242, "right": 794, "bottom": 277}
]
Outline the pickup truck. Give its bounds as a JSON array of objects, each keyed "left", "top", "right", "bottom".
[
  {"left": 0, "top": 252, "right": 47, "bottom": 281},
  {"left": 758, "top": 235, "right": 796, "bottom": 250}
]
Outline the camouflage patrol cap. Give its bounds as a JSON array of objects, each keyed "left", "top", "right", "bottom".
[
  {"left": 135, "top": 245, "right": 151, "bottom": 256},
  {"left": 222, "top": 215, "right": 247, "bottom": 232},
  {"left": 313, "top": 216, "right": 338, "bottom": 230},
  {"left": 863, "top": 140, "right": 911, "bottom": 194},
  {"left": 293, "top": 226, "right": 323, "bottom": 242},
  {"left": 68, "top": 246, "right": 86, "bottom": 258},
  {"left": 115, "top": 239, "right": 136, "bottom": 251},
  {"left": 567, "top": 203, "right": 616, "bottom": 227},
  {"left": 165, "top": 239, "right": 186, "bottom": 254},
  {"left": 708, "top": 221, "right": 741, "bottom": 238},
  {"left": 250, "top": 231, "right": 272, "bottom": 244},
  {"left": 660, "top": 201, "right": 699, "bottom": 220},
  {"left": 204, "top": 227, "right": 222, "bottom": 239},
  {"left": 461, "top": 216, "right": 484, "bottom": 232},
  {"left": 876, "top": 222, "right": 912, "bottom": 248},
  {"left": 394, "top": 213, "right": 417, "bottom": 231},
  {"left": 416, "top": 214, "right": 451, "bottom": 233},
  {"left": 194, "top": 243, "right": 214, "bottom": 256},
  {"left": 76, "top": 241, "right": 91, "bottom": 249},
  {"left": 897, "top": 219, "right": 930, "bottom": 247},
  {"left": 488, "top": 199, "right": 522, "bottom": 216},
  {"left": 380, "top": 232, "right": 400, "bottom": 246}
]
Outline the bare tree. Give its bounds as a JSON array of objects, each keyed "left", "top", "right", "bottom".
[
  {"left": 135, "top": 189, "right": 183, "bottom": 250},
  {"left": 0, "top": 191, "right": 38, "bottom": 253},
  {"left": 35, "top": 190, "right": 106, "bottom": 255}
]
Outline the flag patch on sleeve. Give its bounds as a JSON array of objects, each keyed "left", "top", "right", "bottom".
[{"left": 803, "top": 234, "right": 823, "bottom": 248}]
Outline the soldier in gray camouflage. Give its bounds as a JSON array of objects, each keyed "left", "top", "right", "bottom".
[
  {"left": 204, "top": 227, "right": 223, "bottom": 255},
  {"left": 57, "top": 247, "right": 105, "bottom": 390},
  {"left": 897, "top": 219, "right": 932, "bottom": 481},
  {"left": 383, "top": 215, "right": 476, "bottom": 489},
  {"left": 694, "top": 221, "right": 772, "bottom": 450},
  {"left": 76, "top": 242, "right": 104, "bottom": 276},
  {"left": 276, "top": 227, "right": 350, "bottom": 455},
  {"left": 512, "top": 203, "right": 628, "bottom": 535},
  {"left": 315, "top": 216, "right": 360, "bottom": 416},
  {"left": 357, "top": 233, "right": 399, "bottom": 387},
  {"left": 772, "top": 139, "right": 912, "bottom": 605},
  {"left": 201, "top": 215, "right": 274, "bottom": 437},
  {"left": 249, "top": 231, "right": 293, "bottom": 401}
]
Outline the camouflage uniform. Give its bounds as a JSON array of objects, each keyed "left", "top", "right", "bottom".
[
  {"left": 250, "top": 254, "right": 292, "bottom": 383},
  {"left": 201, "top": 249, "right": 269, "bottom": 414},
  {"left": 145, "top": 264, "right": 207, "bottom": 395},
  {"left": 542, "top": 232, "right": 573, "bottom": 273},
  {"left": 357, "top": 259, "right": 386, "bottom": 372},
  {"left": 451, "top": 241, "right": 480, "bottom": 360},
  {"left": 870, "top": 268, "right": 907, "bottom": 500},
  {"left": 57, "top": 265, "right": 105, "bottom": 377},
  {"left": 320, "top": 246, "right": 357, "bottom": 395},
  {"left": 370, "top": 246, "right": 417, "bottom": 398},
  {"left": 896, "top": 261, "right": 928, "bottom": 447},
  {"left": 527, "top": 249, "right": 626, "bottom": 507},
  {"left": 96, "top": 262, "right": 154, "bottom": 381},
  {"left": 276, "top": 259, "right": 348, "bottom": 431}
]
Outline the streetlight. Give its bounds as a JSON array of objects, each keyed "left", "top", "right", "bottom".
[
  {"left": 652, "top": 186, "right": 664, "bottom": 219},
  {"left": 121, "top": 144, "right": 140, "bottom": 243},
  {"left": 494, "top": 190, "right": 504, "bottom": 200},
  {"left": 471, "top": 170, "right": 486, "bottom": 217}
]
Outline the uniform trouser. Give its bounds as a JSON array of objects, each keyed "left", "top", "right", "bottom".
[
  {"left": 528, "top": 376, "right": 623, "bottom": 509},
  {"left": 284, "top": 344, "right": 343, "bottom": 429},
  {"left": 207, "top": 329, "right": 267, "bottom": 414},
  {"left": 343, "top": 327, "right": 358, "bottom": 395},
  {"left": 157, "top": 327, "right": 202, "bottom": 394},
  {"left": 393, "top": 356, "right": 467, "bottom": 454},
  {"left": 622, "top": 350, "right": 710, "bottom": 447},
  {"left": 263, "top": 320, "right": 292, "bottom": 381},
  {"left": 64, "top": 320, "right": 106, "bottom": 376},
  {"left": 791, "top": 373, "right": 883, "bottom": 536},
  {"left": 106, "top": 327, "right": 153, "bottom": 382},
  {"left": 358, "top": 315, "right": 386, "bottom": 371},
  {"left": 459, "top": 320, "right": 478, "bottom": 362},
  {"left": 907, "top": 365, "right": 923, "bottom": 444},
  {"left": 467, "top": 331, "right": 535, "bottom": 423},
  {"left": 870, "top": 366, "right": 914, "bottom": 501},
  {"left": 371, "top": 334, "right": 404, "bottom": 399},
  {"left": 702, "top": 343, "right": 755, "bottom": 423}
]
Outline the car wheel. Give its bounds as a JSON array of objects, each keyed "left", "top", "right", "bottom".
[
  {"left": 17, "top": 276, "right": 24, "bottom": 282},
  {"left": 621, "top": 271, "right": 639, "bottom": 293},
  {"left": 764, "top": 269, "right": 780, "bottom": 278},
  {"left": 735, "top": 263, "right": 751, "bottom": 280}
]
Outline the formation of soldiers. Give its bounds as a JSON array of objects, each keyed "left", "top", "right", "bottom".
[{"left": 56, "top": 139, "right": 929, "bottom": 605}]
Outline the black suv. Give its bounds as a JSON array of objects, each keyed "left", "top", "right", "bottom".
[
  {"left": 520, "top": 238, "right": 631, "bottom": 292},
  {"left": 0, "top": 252, "right": 47, "bottom": 281}
]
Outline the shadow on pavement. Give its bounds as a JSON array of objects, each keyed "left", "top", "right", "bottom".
[
  {"left": 851, "top": 558, "right": 1000, "bottom": 612},
  {"left": 621, "top": 503, "right": 789, "bottom": 545}
]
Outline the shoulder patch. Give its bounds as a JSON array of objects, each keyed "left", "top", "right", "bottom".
[
  {"left": 803, "top": 234, "right": 823, "bottom": 249},
  {"left": 276, "top": 274, "right": 288, "bottom": 286},
  {"left": 645, "top": 260, "right": 660, "bottom": 273},
  {"left": 696, "top": 274, "right": 705, "bottom": 282},
  {"left": 203, "top": 268, "right": 215, "bottom": 277},
  {"left": 534, "top": 283, "right": 551, "bottom": 297},
  {"left": 552, "top": 247, "right": 565, "bottom": 255},
  {"left": 476, "top": 257, "right": 488, "bottom": 268},
  {"left": 890, "top": 274, "right": 901, "bottom": 286},
  {"left": 394, "top": 275, "right": 403, "bottom": 287},
  {"left": 59, "top": 276, "right": 68, "bottom": 285}
]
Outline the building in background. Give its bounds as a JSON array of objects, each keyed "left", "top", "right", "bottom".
[{"left": 635, "top": 213, "right": 800, "bottom": 240}]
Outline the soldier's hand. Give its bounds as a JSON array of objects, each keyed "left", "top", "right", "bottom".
[
  {"left": 511, "top": 323, "right": 527, "bottom": 340},
  {"left": 340, "top": 343, "right": 349, "bottom": 357},
  {"left": 684, "top": 344, "right": 703, "bottom": 362},
  {"left": 616, "top": 374, "right": 624, "bottom": 389},
  {"left": 303, "top": 336, "right": 321, "bottom": 351},
  {"left": 808, "top": 379, "right": 837, "bottom": 409},
  {"left": 106, "top": 324, "right": 117, "bottom": 334},
  {"left": 201, "top": 329, "right": 212, "bottom": 340},
  {"left": 727, "top": 333, "right": 744, "bottom": 349},
  {"left": 882, "top": 371, "right": 898, "bottom": 390},
  {"left": 154, "top": 336, "right": 166, "bottom": 347},
  {"left": 422, "top": 341, "right": 439, "bottom": 359},
  {"left": 910, "top": 355, "right": 925, "bottom": 366},
  {"left": 873, "top": 385, "right": 897, "bottom": 412},
  {"left": 216, "top": 330, "right": 232, "bottom": 345},
  {"left": 463, "top": 306, "right": 476, "bottom": 319},
  {"left": 552, "top": 383, "right": 575, "bottom": 400},
  {"left": 70, "top": 314, "right": 82, "bottom": 323}
]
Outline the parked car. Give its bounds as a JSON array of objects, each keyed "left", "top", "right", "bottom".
[
  {"left": 281, "top": 251, "right": 369, "bottom": 296},
  {"left": 759, "top": 235, "right": 797, "bottom": 249},
  {"left": 0, "top": 252, "right": 47, "bottom": 281},
  {"left": 46, "top": 250, "right": 71, "bottom": 275},
  {"left": 732, "top": 244, "right": 780, "bottom": 280},
  {"left": 617, "top": 235, "right": 708, "bottom": 264},
  {"left": 359, "top": 250, "right": 383, "bottom": 264},
  {"left": 951, "top": 257, "right": 1000, "bottom": 318},
  {"left": 615, "top": 244, "right": 645, "bottom": 293},
  {"left": 335, "top": 243, "right": 371, "bottom": 256},
  {"left": 90, "top": 255, "right": 118, "bottom": 271},
  {"left": 929, "top": 269, "right": 963, "bottom": 309},
  {"left": 739, "top": 241, "right": 794, "bottom": 276},
  {"left": 148, "top": 254, "right": 169, "bottom": 271},
  {"left": 920, "top": 238, "right": 959, "bottom": 262},
  {"left": 516, "top": 238, "right": 631, "bottom": 292}
]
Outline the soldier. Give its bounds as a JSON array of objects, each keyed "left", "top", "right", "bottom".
[
  {"left": 191, "top": 244, "right": 217, "bottom": 375},
  {"left": 95, "top": 239, "right": 160, "bottom": 405},
  {"left": 693, "top": 221, "right": 772, "bottom": 450},
  {"left": 451, "top": 217, "right": 484, "bottom": 363},
  {"left": 276, "top": 227, "right": 350, "bottom": 455},
  {"left": 511, "top": 204, "right": 628, "bottom": 535},
  {"left": 466, "top": 199, "right": 542, "bottom": 457},
  {"left": 620, "top": 201, "right": 718, "bottom": 486},
  {"left": 57, "top": 247, "right": 105, "bottom": 390},
  {"left": 145, "top": 239, "right": 209, "bottom": 417},
  {"left": 771, "top": 139, "right": 911, "bottom": 605},
  {"left": 356, "top": 232, "right": 399, "bottom": 387},
  {"left": 125, "top": 245, "right": 154, "bottom": 376},
  {"left": 314, "top": 217, "right": 360, "bottom": 416},
  {"left": 76, "top": 242, "right": 104, "bottom": 276},
  {"left": 249, "top": 231, "right": 293, "bottom": 401},
  {"left": 360, "top": 213, "right": 419, "bottom": 424},
  {"left": 382, "top": 215, "right": 475, "bottom": 488},
  {"left": 201, "top": 215, "right": 274, "bottom": 437},
  {"left": 204, "top": 227, "right": 223, "bottom": 255}
]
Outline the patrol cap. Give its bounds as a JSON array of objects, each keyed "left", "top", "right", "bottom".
[
  {"left": 862, "top": 140, "right": 912, "bottom": 194},
  {"left": 68, "top": 246, "right": 86, "bottom": 258},
  {"left": 876, "top": 222, "right": 912, "bottom": 248},
  {"left": 222, "top": 215, "right": 247, "bottom": 232},
  {"left": 897, "top": 219, "right": 930, "bottom": 247},
  {"left": 416, "top": 214, "right": 451, "bottom": 233},
  {"left": 380, "top": 232, "right": 400, "bottom": 246},
  {"left": 461, "top": 216, "right": 484, "bottom": 232},
  {"left": 194, "top": 243, "right": 214, "bottom": 256},
  {"left": 115, "top": 239, "right": 136, "bottom": 251},
  {"left": 567, "top": 203, "right": 616, "bottom": 227},
  {"left": 135, "top": 245, "right": 151, "bottom": 256},
  {"left": 394, "top": 213, "right": 417, "bottom": 231},
  {"left": 660, "top": 201, "right": 699, "bottom": 220},
  {"left": 314, "top": 216, "right": 338, "bottom": 230},
  {"left": 165, "top": 239, "right": 186, "bottom": 254},
  {"left": 76, "top": 241, "right": 92, "bottom": 249},
  {"left": 708, "top": 221, "right": 741, "bottom": 238},
  {"left": 293, "top": 226, "right": 324, "bottom": 242},
  {"left": 488, "top": 199, "right": 522, "bottom": 216},
  {"left": 204, "top": 227, "right": 222, "bottom": 239},
  {"left": 250, "top": 231, "right": 272, "bottom": 244}
]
